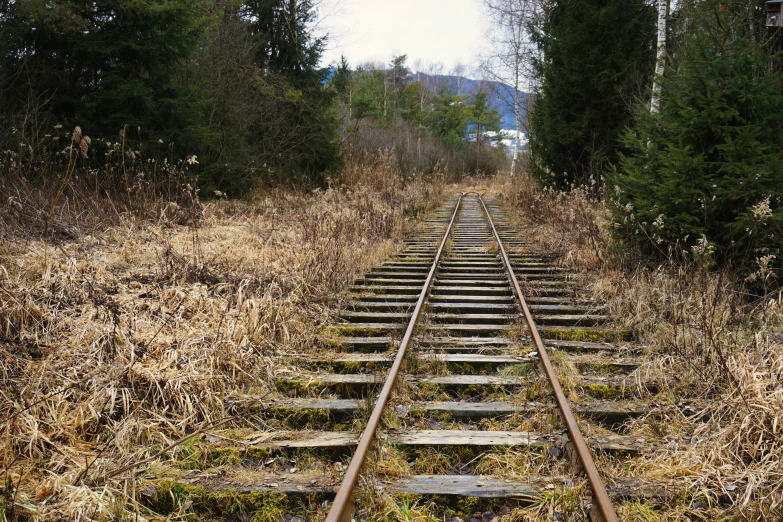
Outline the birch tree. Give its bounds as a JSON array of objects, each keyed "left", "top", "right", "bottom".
[
  {"left": 650, "top": 0, "right": 670, "bottom": 113},
  {"left": 481, "top": 0, "right": 544, "bottom": 174}
]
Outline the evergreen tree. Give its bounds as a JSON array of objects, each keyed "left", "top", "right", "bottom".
[
  {"left": 0, "top": 0, "right": 205, "bottom": 140},
  {"left": 399, "top": 81, "right": 429, "bottom": 125},
  {"left": 388, "top": 54, "right": 411, "bottom": 113},
  {"left": 332, "top": 55, "right": 352, "bottom": 100},
  {"left": 241, "top": 0, "right": 339, "bottom": 183},
  {"left": 352, "top": 67, "right": 387, "bottom": 120},
  {"left": 612, "top": 0, "right": 783, "bottom": 276},
  {"left": 429, "top": 87, "right": 470, "bottom": 149},
  {"left": 469, "top": 88, "right": 503, "bottom": 168},
  {"left": 0, "top": 0, "right": 341, "bottom": 191},
  {"left": 529, "top": 0, "right": 655, "bottom": 188},
  {"left": 245, "top": 0, "right": 324, "bottom": 86}
]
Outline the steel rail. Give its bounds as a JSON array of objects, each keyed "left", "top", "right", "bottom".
[
  {"left": 325, "top": 194, "right": 464, "bottom": 522},
  {"left": 478, "top": 195, "right": 620, "bottom": 522}
]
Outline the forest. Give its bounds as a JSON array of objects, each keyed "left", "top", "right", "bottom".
[
  {"left": 489, "top": 0, "right": 783, "bottom": 280},
  {"left": 0, "top": 0, "right": 506, "bottom": 197},
  {"left": 1, "top": 0, "right": 780, "bottom": 277}
]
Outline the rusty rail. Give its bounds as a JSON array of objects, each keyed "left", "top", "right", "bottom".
[
  {"left": 477, "top": 194, "right": 620, "bottom": 522},
  {"left": 324, "top": 194, "right": 464, "bottom": 522}
]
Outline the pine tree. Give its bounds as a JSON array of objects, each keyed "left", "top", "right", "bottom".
[
  {"left": 529, "top": 0, "right": 655, "bottom": 188},
  {"left": 352, "top": 67, "right": 387, "bottom": 120},
  {"left": 388, "top": 55, "right": 411, "bottom": 114},
  {"left": 469, "top": 89, "right": 502, "bottom": 170},
  {"left": 399, "top": 81, "right": 429, "bottom": 125},
  {"left": 612, "top": 0, "right": 783, "bottom": 276},
  {"left": 429, "top": 87, "right": 470, "bottom": 149}
]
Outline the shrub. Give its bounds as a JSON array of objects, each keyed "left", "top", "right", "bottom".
[{"left": 611, "top": 0, "right": 783, "bottom": 284}]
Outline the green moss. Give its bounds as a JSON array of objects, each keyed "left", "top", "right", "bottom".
[
  {"left": 275, "top": 378, "right": 308, "bottom": 393},
  {"left": 580, "top": 362, "right": 624, "bottom": 374},
  {"left": 456, "top": 495, "right": 503, "bottom": 515},
  {"left": 173, "top": 444, "right": 274, "bottom": 470},
  {"left": 335, "top": 361, "right": 362, "bottom": 373},
  {"left": 499, "top": 363, "right": 534, "bottom": 376},
  {"left": 276, "top": 378, "right": 373, "bottom": 398},
  {"left": 431, "top": 412, "right": 454, "bottom": 423},
  {"left": 410, "top": 381, "right": 525, "bottom": 401},
  {"left": 541, "top": 327, "right": 619, "bottom": 342},
  {"left": 263, "top": 406, "right": 336, "bottom": 429},
  {"left": 317, "top": 337, "right": 344, "bottom": 349},
  {"left": 583, "top": 383, "right": 632, "bottom": 400},
  {"left": 207, "top": 447, "right": 243, "bottom": 467},
  {"left": 408, "top": 382, "right": 448, "bottom": 401},
  {"left": 175, "top": 443, "right": 208, "bottom": 470},
  {"left": 309, "top": 359, "right": 390, "bottom": 373},
  {"left": 147, "top": 481, "right": 329, "bottom": 521}
]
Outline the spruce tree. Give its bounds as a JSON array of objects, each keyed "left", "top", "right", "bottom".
[
  {"left": 529, "top": 0, "right": 655, "bottom": 188},
  {"left": 246, "top": 0, "right": 324, "bottom": 86},
  {"left": 242, "top": 0, "right": 339, "bottom": 183},
  {"left": 470, "top": 89, "right": 502, "bottom": 170},
  {"left": 612, "top": 0, "right": 783, "bottom": 277},
  {"left": 0, "top": 0, "right": 205, "bottom": 140},
  {"left": 332, "top": 55, "right": 352, "bottom": 101}
]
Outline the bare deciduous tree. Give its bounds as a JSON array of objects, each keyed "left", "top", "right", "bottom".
[
  {"left": 480, "top": 0, "right": 546, "bottom": 173},
  {"left": 451, "top": 62, "right": 468, "bottom": 94}
]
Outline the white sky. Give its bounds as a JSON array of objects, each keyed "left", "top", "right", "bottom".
[{"left": 319, "top": 0, "right": 491, "bottom": 75}]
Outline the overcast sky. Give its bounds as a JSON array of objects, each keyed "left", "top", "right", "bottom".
[{"left": 319, "top": 0, "right": 491, "bottom": 75}]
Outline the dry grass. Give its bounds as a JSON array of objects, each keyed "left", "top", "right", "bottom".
[
  {"left": 0, "top": 157, "right": 445, "bottom": 520},
  {"left": 489, "top": 172, "right": 783, "bottom": 519}
]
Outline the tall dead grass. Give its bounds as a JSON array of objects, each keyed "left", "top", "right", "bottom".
[
  {"left": 491, "top": 172, "right": 783, "bottom": 517},
  {"left": 0, "top": 154, "right": 443, "bottom": 520}
]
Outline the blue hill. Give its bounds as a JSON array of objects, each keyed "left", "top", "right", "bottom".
[
  {"left": 413, "top": 73, "right": 528, "bottom": 131},
  {"left": 325, "top": 66, "right": 528, "bottom": 131}
]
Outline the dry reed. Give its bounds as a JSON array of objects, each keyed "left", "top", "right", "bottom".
[
  {"left": 490, "top": 172, "right": 783, "bottom": 519},
  {"left": 0, "top": 155, "right": 444, "bottom": 521}
]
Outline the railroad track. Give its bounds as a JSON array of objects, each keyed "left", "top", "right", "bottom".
[{"left": 158, "top": 193, "right": 687, "bottom": 521}]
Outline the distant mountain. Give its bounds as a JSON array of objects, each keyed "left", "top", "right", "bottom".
[
  {"left": 326, "top": 67, "right": 528, "bottom": 132},
  {"left": 413, "top": 73, "right": 529, "bottom": 132},
  {"left": 325, "top": 67, "right": 529, "bottom": 148}
]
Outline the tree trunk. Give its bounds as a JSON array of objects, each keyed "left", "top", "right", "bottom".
[
  {"left": 477, "top": 126, "right": 481, "bottom": 171},
  {"left": 511, "top": 61, "right": 521, "bottom": 175},
  {"left": 383, "top": 77, "right": 388, "bottom": 118},
  {"left": 650, "top": 0, "right": 669, "bottom": 113}
]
